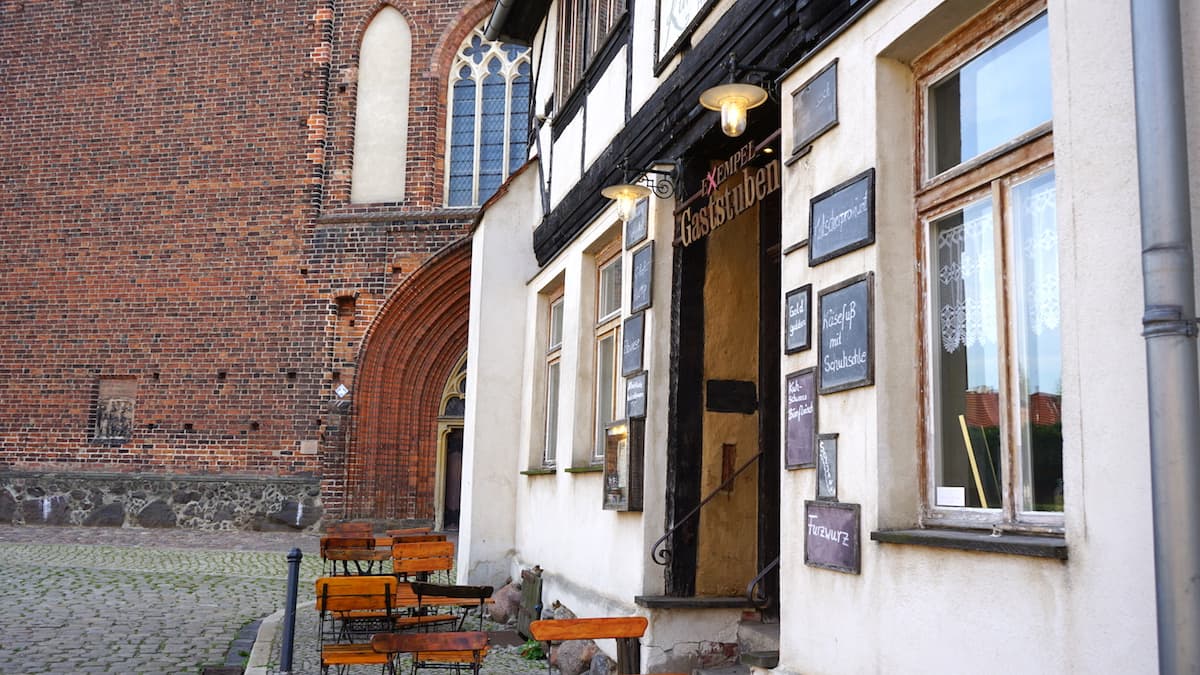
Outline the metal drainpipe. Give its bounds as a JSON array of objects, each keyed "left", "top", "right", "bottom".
[{"left": 1130, "top": 1, "right": 1200, "bottom": 672}]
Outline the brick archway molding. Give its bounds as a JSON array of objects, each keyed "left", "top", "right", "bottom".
[{"left": 341, "top": 237, "right": 472, "bottom": 520}]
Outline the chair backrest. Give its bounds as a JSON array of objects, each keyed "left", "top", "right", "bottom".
[
  {"left": 411, "top": 582, "right": 493, "bottom": 601},
  {"left": 328, "top": 521, "right": 374, "bottom": 537},
  {"left": 384, "top": 526, "right": 433, "bottom": 536},
  {"left": 371, "top": 630, "right": 488, "bottom": 656},
  {"left": 320, "top": 536, "right": 376, "bottom": 557},
  {"left": 315, "top": 575, "right": 395, "bottom": 614},
  {"left": 389, "top": 533, "right": 447, "bottom": 543},
  {"left": 529, "top": 617, "right": 648, "bottom": 675},
  {"left": 391, "top": 540, "right": 455, "bottom": 576},
  {"left": 528, "top": 617, "right": 648, "bottom": 641}
]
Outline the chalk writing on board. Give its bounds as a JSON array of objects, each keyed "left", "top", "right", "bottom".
[
  {"left": 809, "top": 168, "right": 875, "bottom": 266},
  {"left": 631, "top": 244, "right": 654, "bottom": 312},
  {"left": 784, "top": 285, "right": 811, "bottom": 353},
  {"left": 818, "top": 273, "right": 873, "bottom": 394},
  {"left": 816, "top": 433, "right": 838, "bottom": 500},
  {"left": 785, "top": 369, "right": 816, "bottom": 469},
  {"left": 622, "top": 312, "right": 645, "bottom": 376},
  {"left": 804, "top": 500, "right": 861, "bottom": 574},
  {"left": 625, "top": 198, "right": 649, "bottom": 249},
  {"left": 626, "top": 371, "right": 647, "bottom": 418},
  {"left": 791, "top": 59, "right": 838, "bottom": 156},
  {"left": 807, "top": 515, "right": 851, "bottom": 546}
]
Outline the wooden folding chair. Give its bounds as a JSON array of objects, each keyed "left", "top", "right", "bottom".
[
  {"left": 410, "top": 582, "right": 494, "bottom": 631},
  {"left": 329, "top": 521, "right": 375, "bottom": 537},
  {"left": 322, "top": 536, "right": 389, "bottom": 575},
  {"left": 371, "top": 630, "right": 489, "bottom": 675},
  {"left": 529, "top": 617, "right": 648, "bottom": 675},
  {"left": 385, "top": 527, "right": 433, "bottom": 537},
  {"left": 315, "top": 576, "right": 397, "bottom": 674},
  {"left": 391, "top": 540, "right": 455, "bottom": 583}
]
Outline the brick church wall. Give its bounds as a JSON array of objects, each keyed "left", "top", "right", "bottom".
[{"left": 0, "top": 0, "right": 488, "bottom": 528}]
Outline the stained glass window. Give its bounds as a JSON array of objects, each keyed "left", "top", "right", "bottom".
[{"left": 446, "top": 26, "right": 531, "bottom": 206}]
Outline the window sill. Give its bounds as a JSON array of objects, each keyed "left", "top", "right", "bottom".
[
  {"left": 870, "top": 528, "right": 1067, "bottom": 560},
  {"left": 520, "top": 468, "right": 557, "bottom": 476},
  {"left": 564, "top": 465, "right": 603, "bottom": 474}
]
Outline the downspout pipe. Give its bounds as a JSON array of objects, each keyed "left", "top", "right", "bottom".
[
  {"left": 484, "top": 0, "right": 515, "bottom": 42},
  {"left": 1130, "top": 1, "right": 1200, "bottom": 672}
]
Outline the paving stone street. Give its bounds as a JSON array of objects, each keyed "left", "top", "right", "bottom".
[{"left": 0, "top": 525, "right": 543, "bottom": 675}]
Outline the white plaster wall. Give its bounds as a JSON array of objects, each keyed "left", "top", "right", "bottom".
[
  {"left": 772, "top": 0, "right": 1160, "bottom": 672},
  {"left": 584, "top": 49, "right": 629, "bottom": 169},
  {"left": 351, "top": 7, "right": 410, "bottom": 203},
  {"left": 460, "top": 166, "right": 541, "bottom": 586},
  {"left": 551, "top": 114, "right": 583, "bottom": 208},
  {"left": 504, "top": 193, "right": 692, "bottom": 666}
]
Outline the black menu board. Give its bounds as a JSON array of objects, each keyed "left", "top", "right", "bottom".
[
  {"left": 784, "top": 284, "right": 812, "bottom": 353},
  {"left": 804, "top": 500, "right": 860, "bottom": 574},
  {"left": 809, "top": 168, "right": 875, "bottom": 266},
  {"left": 630, "top": 243, "right": 654, "bottom": 312},
  {"left": 784, "top": 368, "right": 817, "bottom": 469},
  {"left": 818, "top": 273, "right": 873, "bottom": 394},
  {"left": 622, "top": 312, "right": 645, "bottom": 376},
  {"left": 626, "top": 371, "right": 647, "bottom": 419},
  {"left": 791, "top": 59, "right": 838, "bottom": 156}
]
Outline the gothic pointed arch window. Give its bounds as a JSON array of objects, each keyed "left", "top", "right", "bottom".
[{"left": 446, "top": 26, "right": 531, "bottom": 207}]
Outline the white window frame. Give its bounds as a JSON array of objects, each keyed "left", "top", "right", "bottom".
[
  {"left": 915, "top": 0, "right": 1062, "bottom": 533},
  {"left": 592, "top": 245, "right": 623, "bottom": 463},
  {"left": 543, "top": 295, "right": 565, "bottom": 468}
]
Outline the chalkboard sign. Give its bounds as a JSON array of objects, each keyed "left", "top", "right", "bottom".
[
  {"left": 626, "top": 371, "right": 647, "bottom": 419},
  {"left": 625, "top": 198, "right": 649, "bottom": 249},
  {"left": 784, "top": 285, "right": 812, "bottom": 353},
  {"left": 630, "top": 243, "right": 654, "bottom": 312},
  {"left": 818, "top": 272, "right": 873, "bottom": 394},
  {"left": 784, "top": 368, "right": 817, "bottom": 469},
  {"left": 622, "top": 312, "right": 645, "bottom": 376},
  {"left": 791, "top": 59, "right": 838, "bottom": 157},
  {"left": 816, "top": 433, "right": 838, "bottom": 500},
  {"left": 808, "top": 168, "right": 875, "bottom": 266},
  {"left": 804, "top": 500, "right": 860, "bottom": 574}
]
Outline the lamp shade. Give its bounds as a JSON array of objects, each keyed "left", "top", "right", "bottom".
[
  {"left": 699, "top": 82, "right": 769, "bottom": 137},
  {"left": 601, "top": 183, "right": 652, "bottom": 222}
]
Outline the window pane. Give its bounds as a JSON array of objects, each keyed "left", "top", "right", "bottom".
[
  {"left": 448, "top": 71, "right": 476, "bottom": 206},
  {"left": 509, "top": 62, "right": 531, "bottom": 175},
  {"left": 549, "top": 298, "right": 564, "bottom": 350},
  {"left": 932, "top": 198, "right": 1002, "bottom": 509},
  {"left": 545, "top": 361, "right": 560, "bottom": 466},
  {"left": 931, "top": 13, "right": 1051, "bottom": 174},
  {"left": 595, "top": 332, "right": 617, "bottom": 459},
  {"left": 478, "top": 60, "right": 507, "bottom": 202},
  {"left": 598, "top": 257, "right": 622, "bottom": 321},
  {"left": 1011, "top": 170, "right": 1062, "bottom": 512}
]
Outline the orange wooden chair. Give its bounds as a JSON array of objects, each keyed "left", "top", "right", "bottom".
[
  {"left": 529, "top": 616, "right": 654, "bottom": 675},
  {"left": 371, "top": 630, "right": 489, "bottom": 675}
]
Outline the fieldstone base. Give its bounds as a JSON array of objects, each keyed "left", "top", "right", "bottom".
[{"left": 0, "top": 471, "right": 322, "bottom": 531}]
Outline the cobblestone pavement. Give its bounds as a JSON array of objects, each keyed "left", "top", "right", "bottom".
[{"left": 0, "top": 525, "right": 544, "bottom": 675}]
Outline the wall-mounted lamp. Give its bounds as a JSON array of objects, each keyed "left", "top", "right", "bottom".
[
  {"left": 601, "top": 160, "right": 678, "bottom": 222},
  {"left": 699, "top": 54, "right": 779, "bottom": 137}
]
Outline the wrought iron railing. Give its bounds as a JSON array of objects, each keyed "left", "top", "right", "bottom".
[{"left": 650, "top": 451, "right": 763, "bottom": 566}]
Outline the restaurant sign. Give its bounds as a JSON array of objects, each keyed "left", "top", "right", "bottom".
[{"left": 675, "top": 138, "right": 781, "bottom": 247}]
